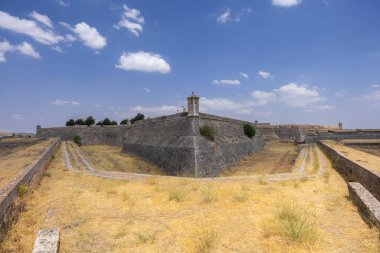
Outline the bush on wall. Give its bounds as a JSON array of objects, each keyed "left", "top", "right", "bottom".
[
  {"left": 199, "top": 124, "right": 216, "bottom": 141},
  {"left": 73, "top": 135, "right": 82, "bottom": 146},
  {"left": 243, "top": 124, "right": 256, "bottom": 138}
]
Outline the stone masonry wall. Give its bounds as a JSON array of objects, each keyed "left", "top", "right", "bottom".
[
  {"left": 37, "top": 125, "right": 129, "bottom": 146},
  {"left": 305, "top": 131, "right": 380, "bottom": 144},
  {"left": 0, "top": 138, "right": 61, "bottom": 242},
  {"left": 122, "top": 114, "right": 264, "bottom": 177},
  {"left": 319, "top": 141, "right": 380, "bottom": 202}
]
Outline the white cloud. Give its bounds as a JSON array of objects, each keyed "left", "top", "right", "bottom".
[
  {"left": 371, "top": 84, "right": 379, "bottom": 88},
  {"left": 212, "top": 79, "right": 240, "bottom": 86},
  {"left": 217, "top": 10, "right": 231, "bottom": 24},
  {"left": 116, "top": 4, "right": 145, "bottom": 37},
  {"left": 12, "top": 114, "right": 24, "bottom": 120},
  {"left": 58, "top": 0, "right": 69, "bottom": 7},
  {"left": 131, "top": 105, "right": 179, "bottom": 115},
  {"left": 94, "top": 104, "right": 101, "bottom": 108},
  {"left": 272, "top": 0, "right": 302, "bottom": 7},
  {"left": 0, "top": 40, "right": 40, "bottom": 62},
  {"left": 250, "top": 90, "right": 276, "bottom": 106},
  {"left": 239, "top": 72, "right": 249, "bottom": 79},
  {"left": 201, "top": 97, "right": 242, "bottom": 111},
  {"left": 51, "top": 99, "right": 80, "bottom": 106},
  {"left": 29, "top": 11, "right": 53, "bottom": 28},
  {"left": 305, "top": 105, "right": 335, "bottom": 112},
  {"left": 115, "top": 51, "right": 171, "bottom": 73},
  {"left": 144, "top": 87, "right": 150, "bottom": 92},
  {"left": 258, "top": 70, "right": 272, "bottom": 79},
  {"left": 72, "top": 22, "right": 107, "bottom": 50},
  {"left": 356, "top": 91, "right": 380, "bottom": 101},
  {"left": 274, "top": 83, "right": 324, "bottom": 107},
  {"left": 0, "top": 11, "right": 63, "bottom": 45}
]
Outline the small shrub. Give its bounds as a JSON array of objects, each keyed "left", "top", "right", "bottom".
[
  {"left": 135, "top": 232, "right": 156, "bottom": 244},
  {"left": 243, "top": 124, "right": 256, "bottom": 138},
  {"left": 196, "top": 226, "right": 219, "bottom": 252},
  {"left": 234, "top": 191, "right": 249, "bottom": 202},
  {"left": 73, "top": 135, "right": 82, "bottom": 146},
  {"left": 201, "top": 186, "right": 217, "bottom": 203},
  {"left": 43, "top": 172, "right": 51, "bottom": 177},
  {"left": 168, "top": 187, "right": 186, "bottom": 202},
  {"left": 18, "top": 184, "right": 28, "bottom": 197},
  {"left": 199, "top": 125, "right": 216, "bottom": 141},
  {"left": 114, "top": 226, "right": 127, "bottom": 239},
  {"left": 276, "top": 203, "right": 317, "bottom": 243},
  {"left": 84, "top": 116, "right": 95, "bottom": 126},
  {"left": 66, "top": 119, "right": 75, "bottom": 126}
]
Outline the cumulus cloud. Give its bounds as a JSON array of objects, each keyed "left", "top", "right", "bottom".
[
  {"left": 29, "top": 11, "right": 53, "bottom": 28},
  {"left": 115, "top": 51, "right": 171, "bottom": 73},
  {"left": 131, "top": 105, "right": 179, "bottom": 115},
  {"left": 212, "top": 79, "right": 240, "bottom": 86},
  {"left": 356, "top": 91, "right": 380, "bottom": 101},
  {"left": 258, "top": 70, "right": 272, "bottom": 79},
  {"left": 272, "top": 0, "right": 302, "bottom": 7},
  {"left": 371, "top": 84, "right": 379, "bottom": 88},
  {"left": 250, "top": 91, "right": 276, "bottom": 106},
  {"left": 51, "top": 99, "right": 80, "bottom": 106},
  {"left": 0, "top": 11, "right": 63, "bottom": 45},
  {"left": 305, "top": 105, "right": 335, "bottom": 112},
  {"left": 71, "top": 22, "right": 106, "bottom": 50},
  {"left": 12, "top": 114, "right": 24, "bottom": 120},
  {"left": 144, "top": 87, "right": 150, "bottom": 92},
  {"left": 239, "top": 72, "right": 249, "bottom": 79},
  {"left": 0, "top": 40, "right": 40, "bottom": 62},
  {"left": 217, "top": 10, "right": 231, "bottom": 24},
  {"left": 274, "top": 83, "right": 324, "bottom": 107},
  {"left": 116, "top": 4, "right": 145, "bottom": 37},
  {"left": 217, "top": 8, "right": 251, "bottom": 24}
]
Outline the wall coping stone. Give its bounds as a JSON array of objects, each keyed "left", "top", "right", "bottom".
[{"left": 32, "top": 228, "right": 60, "bottom": 253}]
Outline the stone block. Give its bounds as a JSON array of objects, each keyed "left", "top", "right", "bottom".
[{"left": 32, "top": 228, "right": 60, "bottom": 253}]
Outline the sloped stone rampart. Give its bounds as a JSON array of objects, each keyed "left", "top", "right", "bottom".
[
  {"left": 36, "top": 125, "right": 128, "bottom": 146},
  {"left": 0, "top": 138, "right": 60, "bottom": 242},
  {"left": 319, "top": 141, "right": 380, "bottom": 201},
  {"left": 122, "top": 115, "right": 265, "bottom": 177}
]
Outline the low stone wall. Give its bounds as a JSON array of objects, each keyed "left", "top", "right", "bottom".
[
  {"left": 305, "top": 131, "right": 380, "bottom": 143},
  {"left": 37, "top": 125, "right": 128, "bottom": 146},
  {"left": 0, "top": 138, "right": 60, "bottom": 242},
  {"left": 318, "top": 141, "right": 380, "bottom": 201},
  {"left": 123, "top": 115, "right": 264, "bottom": 177}
]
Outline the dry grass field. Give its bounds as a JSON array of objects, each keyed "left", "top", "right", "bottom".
[
  {"left": 221, "top": 140, "right": 301, "bottom": 176},
  {"left": 0, "top": 143, "right": 379, "bottom": 253},
  {"left": 81, "top": 145, "right": 164, "bottom": 175},
  {"left": 0, "top": 139, "right": 55, "bottom": 189},
  {"left": 322, "top": 140, "right": 380, "bottom": 173}
]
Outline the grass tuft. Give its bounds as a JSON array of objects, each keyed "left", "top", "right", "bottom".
[
  {"left": 18, "top": 184, "right": 28, "bottom": 197},
  {"left": 168, "top": 187, "right": 187, "bottom": 202},
  {"left": 195, "top": 226, "right": 219, "bottom": 253},
  {"left": 276, "top": 202, "right": 317, "bottom": 243},
  {"left": 201, "top": 186, "right": 217, "bottom": 203}
]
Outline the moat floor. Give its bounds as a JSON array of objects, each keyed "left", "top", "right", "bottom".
[{"left": 1, "top": 144, "right": 379, "bottom": 253}]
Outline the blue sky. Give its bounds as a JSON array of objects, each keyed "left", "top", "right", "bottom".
[{"left": 1, "top": 0, "right": 380, "bottom": 133}]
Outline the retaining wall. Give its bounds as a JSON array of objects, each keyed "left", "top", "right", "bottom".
[
  {"left": 123, "top": 114, "right": 264, "bottom": 177},
  {"left": 37, "top": 125, "right": 128, "bottom": 146},
  {"left": 318, "top": 141, "right": 380, "bottom": 201},
  {"left": 0, "top": 138, "right": 61, "bottom": 242},
  {"left": 305, "top": 131, "right": 380, "bottom": 143}
]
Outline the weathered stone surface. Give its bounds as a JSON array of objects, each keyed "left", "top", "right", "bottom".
[
  {"left": 319, "top": 141, "right": 380, "bottom": 202},
  {"left": 32, "top": 228, "right": 60, "bottom": 253},
  {"left": 36, "top": 125, "right": 128, "bottom": 146},
  {"left": 348, "top": 182, "right": 380, "bottom": 228},
  {"left": 0, "top": 138, "right": 60, "bottom": 243},
  {"left": 122, "top": 114, "right": 265, "bottom": 177},
  {"left": 304, "top": 130, "right": 380, "bottom": 143}
]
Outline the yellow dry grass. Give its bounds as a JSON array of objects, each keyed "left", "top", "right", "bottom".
[
  {"left": 222, "top": 140, "right": 300, "bottom": 176},
  {"left": 323, "top": 140, "right": 380, "bottom": 173},
  {"left": 0, "top": 139, "right": 55, "bottom": 189},
  {"left": 80, "top": 145, "right": 164, "bottom": 175},
  {"left": 1, "top": 144, "right": 379, "bottom": 252}
]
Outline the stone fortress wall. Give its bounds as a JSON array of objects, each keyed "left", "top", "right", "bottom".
[
  {"left": 122, "top": 112, "right": 264, "bottom": 177},
  {"left": 36, "top": 125, "right": 129, "bottom": 146}
]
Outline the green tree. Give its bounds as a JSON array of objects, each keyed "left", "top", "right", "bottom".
[
  {"left": 243, "top": 124, "right": 256, "bottom": 138},
  {"left": 73, "top": 135, "right": 82, "bottom": 146},
  {"left": 96, "top": 121, "right": 103, "bottom": 126},
  {"left": 84, "top": 116, "right": 95, "bottom": 126},
  {"left": 111, "top": 120, "right": 118, "bottom": 125},
  {"left": 102, "top": 118, "right": 112, "bottom": 125},
  {"left": 130, "top": 113, "right": 145, "bottom": 124},
  {"left": 120, "top": 119, "right": 129, "bottom": 125},
  {"left": 66, "top": 119, "right": 75, "bottom": 126},
  {"left": 74, "top": 118, "right": 85, "bottom": 125}
]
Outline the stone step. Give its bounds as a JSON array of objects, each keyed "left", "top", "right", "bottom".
[{"left": 32, "top": 228, "right": 60, "bottom": 253}]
